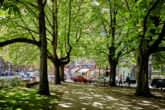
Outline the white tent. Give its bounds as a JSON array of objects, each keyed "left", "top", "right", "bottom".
[
  {"left": 78, "top": 69, "right": 90, "bottom": 73},
  {"left": 71, "top": 69, "right": 79, "bottom": 73}
]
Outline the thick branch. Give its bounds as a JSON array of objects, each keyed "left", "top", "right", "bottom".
[
  {"left": 61, "top": 58, "right": 70, "bottom": 65},
  {"left": 102, "top": 22, "right": 109, "bottom": 38},
  {"left": 47, "top": 50, "right": 54, "bottom": 62},
  {"left": 0, "top": 38, "right": 40, "bottom": 47},
  {"left": 117, "top": 51, "right": 122, "bottom": 60},
  {"left": 59, "top": 50, "right": 71, "bottom": 62},
  {"left": 142, "top": 0, "right": 160, "bottom": 37},
  {"left": 152, "top": 47, "right": 165, "bottom": 53},
  {"left": 66, "top": 0, "right": 72, "bottom": 54},
  {"left": 150, "top": 23, "right": 165, "bottom": 53},
  {"left": 43, "top": 0, "right": 47, "bottom": 6}
]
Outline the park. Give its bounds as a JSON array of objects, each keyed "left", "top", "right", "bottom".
[{"left": 0, "top": 0, "right": 165, "bottom": 110}]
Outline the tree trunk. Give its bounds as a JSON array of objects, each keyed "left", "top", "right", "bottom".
[
  {"left": 109, "top": 60, "right": 117, "bottom": 86},
  {"left": 99, "top": 68, "right": 101, "bottom": 76},
  {"left": 60, "top": 64, "right": 65, "bottom": 81},
  {"left": 38, "top": 1, "right": 50, "bottom": 95},
  {"left": 135, "top": 52, "right": 152, "bottom": 97},
  {"left": 106, "top": 67, "right": 109, "bottom": 77},
  {"left": 54, "top": 63, "right": 61, "bottom": 84}
]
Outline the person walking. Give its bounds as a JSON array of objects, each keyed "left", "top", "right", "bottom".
[
  {"left": 126, "top": 76, "right": 130, "bottom": 87},
  {"left": 119, "top": 75, "right": 123, "bottom": 86}
]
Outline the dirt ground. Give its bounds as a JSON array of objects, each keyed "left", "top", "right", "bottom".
[{"left": 52, "top": 82, "right": 165, "bottom": 110}]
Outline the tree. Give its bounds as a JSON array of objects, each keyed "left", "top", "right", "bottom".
[
  {"left": 1, "top": 0, "right": 89, "bottom": 86},
  {"left": 0, "top": 0, "right": 50, "bottom": 95},
  {"left": 89, "top": 0, "right": 134, "bottom": 86},
  {"left": 43, "top": 0, "right": 89, "bottom": 84},
  {"left": 37, "top": 0, "right": 50, "bottom": 95},
  {"left": 125, "top": 0, "right": 165, "bottom": 97}
]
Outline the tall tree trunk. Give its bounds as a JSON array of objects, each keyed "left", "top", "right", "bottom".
[
  {"left": 38, "top": 0, "right": 50, "bottom": 95},
  {"left": 135, "top": 52, "right": 152, "bottom": 97},
  {"left": 54, "top": 63, "right": 61, "bottom": 84},
  {"left": 109, "top": 60, "right": 117, "bottom": 86},
  {"left": 60, "top": 64, "right": 65, "bottom": 81}
]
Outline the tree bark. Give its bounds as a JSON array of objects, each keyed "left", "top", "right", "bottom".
[
  {"left": 38, "top": 0, "right": 50, "bottom": 95},
  {"left": 99, "top": 68, "right": 101, "bottom": 76},
  {"left": 135, "top": 51, "right": 152, "bottom": 97},
  {"left": 60, "top": 64, "right": 65, "bottom": 81},
  {"left": 54, "top": 63, "right": 61, "bottom": 84},
  {"left": 109, "top": 60, "right": 117, "bottom": 86},
  {"left": 0, "top": 38, "right": 40, "bottom": 47}
]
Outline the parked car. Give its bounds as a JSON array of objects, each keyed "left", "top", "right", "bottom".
[
  {"left": 0, "top": 72, "right": 9, "bottom": 76},
  {"left": 95, "top": 76, "right": 109, "bottom": 84},
  {"left": 87, "top": 75, "right": 97, "bottom": 83},
  {"left": 72, "top": 75, "right": 92, "bottom": 83},
  {"left": 70, "top": 74, "right": 81, "bottom": 79},
  {"left": 151, "top": 78, "right": 165, "bottom": 89}
]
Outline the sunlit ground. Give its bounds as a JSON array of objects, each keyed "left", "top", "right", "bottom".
[
  {"left": 0, "top": 86, "right": 62, "bottom": 110},
  {"left": 55, "top": 82, "right": 165, "bottom": 110},
  {"left": 0, "top": 82, "right": 165, "bottom": 110}
]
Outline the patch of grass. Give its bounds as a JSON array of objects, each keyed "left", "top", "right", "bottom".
[{"left": 0, "top": 87, "right": 62, "bottom": 110}]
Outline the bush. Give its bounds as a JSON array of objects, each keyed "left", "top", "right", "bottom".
[
  {"left": 0, "top": 76, "right": 22, "bottom": 89},
  {"left": 9, "top": 77, "right": 22, "bottom": 87},
  {"left": 0, "top": 78, "right": 8, "bottom": 89}
]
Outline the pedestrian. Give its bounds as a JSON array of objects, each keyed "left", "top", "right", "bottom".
[
  {"left": 119, "top": 75, "right": 123, "bottom": 86},
  {"left": 126, "top": 76, "right": 130, "bottom": 87}
]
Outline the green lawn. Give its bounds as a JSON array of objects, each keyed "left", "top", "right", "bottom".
[{"left": 0, "top": 87, "right": 62, "bottom": 110}]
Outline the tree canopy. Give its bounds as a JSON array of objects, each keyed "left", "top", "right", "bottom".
[{"left": 0, "top": 0, "right": 164, "bottom": 97}]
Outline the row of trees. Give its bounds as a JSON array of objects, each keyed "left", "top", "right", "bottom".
[
  {"left": 83, "top": 0, "right": 165, "bottom": 97},
  {"left": 0, "top": 0, "right": 165, "bottom": 97},
  {"left": 0, "top": 0, "right": 89, "bottom": 95}
]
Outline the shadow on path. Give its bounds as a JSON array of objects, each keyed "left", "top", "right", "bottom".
[{"left": 56, "top": 82, "right": 165, "bottom": 110}]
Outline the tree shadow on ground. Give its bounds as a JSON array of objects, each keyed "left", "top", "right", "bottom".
[
  {"left": 0, "top": 87, "right": 62, "bottom": 110},
  {"left": 56, "top": 82, "right": 165, "bottom": 110}
]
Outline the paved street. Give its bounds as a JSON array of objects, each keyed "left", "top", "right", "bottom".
[{"left": 54, "top": 82, "right": 165, "bottom": 110}]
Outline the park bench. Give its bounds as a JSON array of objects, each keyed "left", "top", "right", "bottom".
[{"left": 23, "top": 78, "right": 39, "bottom": 88}]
